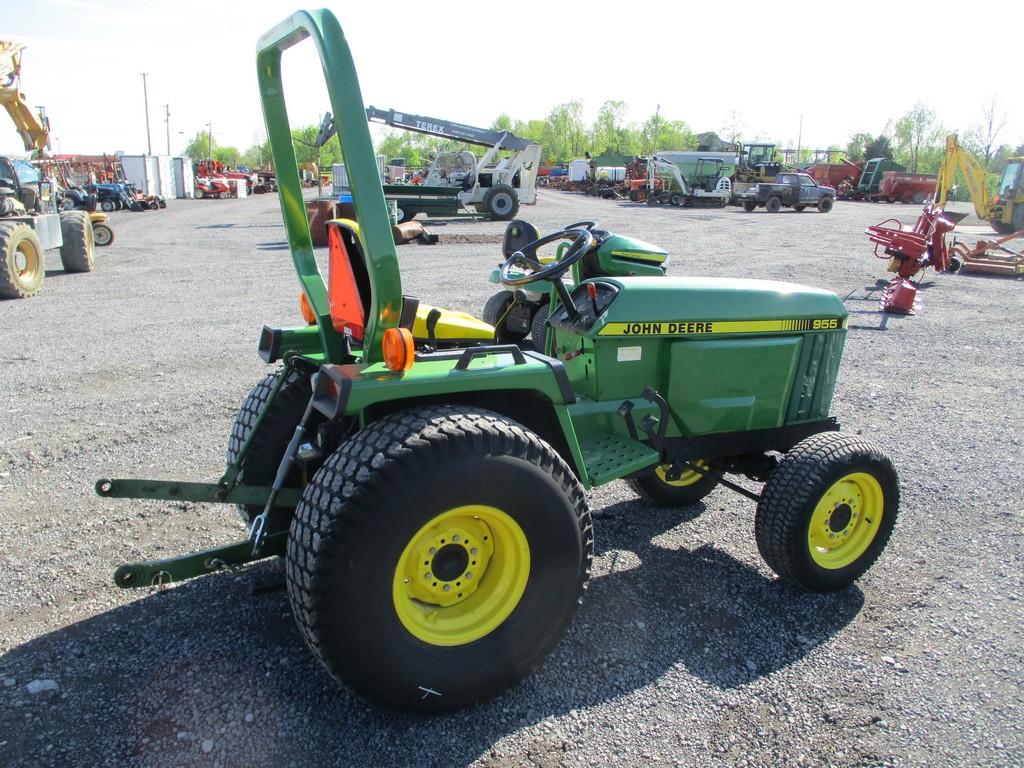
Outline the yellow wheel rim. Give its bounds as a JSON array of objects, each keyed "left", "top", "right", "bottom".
[
  {"left": 392, "top": 505, "right": 530, "bottom": 646},
  {"left": 14, "top": 240, "right": 39, "bottom": 281},
  {"left": 807, "top": 472, "right": 884, "bottom": 569},
  {"left": 654, "top": 460, "right": 708, "bottom": 487}
]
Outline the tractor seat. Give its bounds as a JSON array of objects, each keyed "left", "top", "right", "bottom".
[{"left": 326, "top": 218, "right": 496, "bottom": 347}]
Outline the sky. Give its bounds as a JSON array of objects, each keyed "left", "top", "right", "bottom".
[{"left": 3, "top": 0, "right": 1021, "bottom": 159}]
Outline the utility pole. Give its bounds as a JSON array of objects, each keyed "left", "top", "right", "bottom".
[
  {"left": 652, "top": 104, "right": 661, "bottom": 154},
  {"left": 164, "top": 104, "right": 171, "bottom": 155},
  {"left": 207, "top": 121, "right": 213, "bottom": 163},
  {"left": 141, "top": 72, "right": 152, "bottom": 155},
  {"left": 796, "top": 113, "right": 803, "bottom": 165}
]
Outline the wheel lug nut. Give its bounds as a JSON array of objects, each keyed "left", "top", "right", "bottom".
[
  {"left": 452, "top": 534, "right": 460, "bottom": 543},
  {"left": 466, "top": 572, "right": 473, "bottom": 579},
  {"left": 443, "top": 584, "right": 451, "bottom": 592},
  {"left": 470, "top": 547, "right": 478, "bottom": 555},
  {"left": 429, "top": 547, "right": 437, "bottom": 555},
  {"left": 424, "top": 572, "right": 431, "bottom": 579}
]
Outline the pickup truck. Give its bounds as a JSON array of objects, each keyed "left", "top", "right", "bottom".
[{"left": 739, "top": 172, "right": 835, "bottom": 213}]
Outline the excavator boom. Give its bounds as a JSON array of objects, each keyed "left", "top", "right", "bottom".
[
  {"left": 934, "top": 134, "right": 990, "bottom": 220},
  {"left": 0, "top": 40, "right": 49, "bottom": 152}
]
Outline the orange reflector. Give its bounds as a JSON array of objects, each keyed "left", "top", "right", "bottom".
[
  {"left": 299, "top": 292, "right": 316, "bottom": 325},
  {"left": 382, "top": 327, "right": 415, "bottom": 372}
]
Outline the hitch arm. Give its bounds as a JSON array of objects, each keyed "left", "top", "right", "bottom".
[{"left": 113, "top": 533, "right": 287, "bottom": 588}]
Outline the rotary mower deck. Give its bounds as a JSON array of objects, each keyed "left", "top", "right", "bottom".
[{"left": 96, "top": 9, "right": 900, "bottom": 713}]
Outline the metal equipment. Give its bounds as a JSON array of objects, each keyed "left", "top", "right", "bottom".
[
  {"left": 639, "top": 154, "right": 731, "bottom": 207},
  {"left": 935, "top": 134, "right": 1024, "bottom": 235},
  {"left": 96, "top": 9, "right": 900, "bottom": 714},
  {"left": 865, "top": 205, "right": 958, "bottom": 313},
  {"left": 848, "top": 158, "right": 904, "bottom": 200},
  {"left": 363, "top": 106, "right": 541, "bottom": 221},
  {"left": 950, "top": 232, "right": 1024, "bottom": 276},
  {"left": 0, "top": 41, "right": 95, "bottom": 299}
]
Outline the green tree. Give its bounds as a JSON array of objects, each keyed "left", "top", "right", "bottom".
[
  {"left": 893, "top": 103, "right": 941, "bottom": 173},
  {"left": 240, "top": 140, "right": 271, "bottom": 169},
  {"left": 641, "top": 117, "right": 696, "bottom": 153},
  {"left": 592, "top": 100, "right": 631, "bottom": 155},
  {"left": 845, "top": 132, "right": 873, "bottom": 162},
  {"left": 864, "top": 134, "right": 894, "bottom": 160},
  {"left": 183, "top": 130, "right": 211, "bottom": 161},
  {"left": 721, "top": 109, "right": 746, "bottom": 146},
  {"left": 212, "top": 146, "right": 240, "bottom": 167},
  {"left": 544, "top": 101, "right": 587, "bottom": 162}
]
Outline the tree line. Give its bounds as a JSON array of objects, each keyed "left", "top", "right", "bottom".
[{"left": 182, "top": 96, "right": 1018, "bottom": 176}]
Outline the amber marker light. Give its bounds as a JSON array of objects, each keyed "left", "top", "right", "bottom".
[{"left": 382, "top": 327, "right": 415, "bottom": 372}]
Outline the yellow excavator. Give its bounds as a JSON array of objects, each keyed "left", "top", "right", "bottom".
[
  {"left": 934, "top": 134, "right": 1024, "bottom": 234},
  {"left": 0, "top": 41, "right": 48, "bottom": 152}
]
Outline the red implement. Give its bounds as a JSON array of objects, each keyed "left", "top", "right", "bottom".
[{"left": 865, "top": 205, "right": 957, "bottom": 312}]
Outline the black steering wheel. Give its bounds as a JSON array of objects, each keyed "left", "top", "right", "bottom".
[{"left": 499, "top": 227, "right": 595, "bottom": 287}]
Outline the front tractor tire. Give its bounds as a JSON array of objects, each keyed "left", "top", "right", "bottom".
[
  {"left": 628, "top": 461, "right": 719, "bottom": 507},
  {"left": 754, "top": 432, "right": 898, "bottom": 592},
  {"left": 59, "top": 211, "right": 96, "bottom": 272},
  {"left": 0, "top": 222, "right": 45, "bottom": 300},
  {"left": 286, "top": 406, "right": 592, "bottom": 712},
  {"left": 482, "top": 183, "right": 520, "bottom": 221},
  {"left": 226, "top": 369, "right": 319, "bottom": 523}
]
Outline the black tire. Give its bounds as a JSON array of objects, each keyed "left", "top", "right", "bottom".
[
  {"left": 0, "top": 222, "right": 45, "bottom": 299},
  {"left": 483, "top": 184, "right": 519, "bottom": 221},
  {"left": 92, "top": 223, "right": 114, "bottom": 247},
  {"left": 226, "top": 369, "right": 319, "bottom": 523},
  {"left": 286, "top": 405, "right": 592, "bottom": 712},
  {"left": 195, "top": 190, "right": 205, "bottom": 200},
  {"left": 765, "top": 196, "right": 782, "bottom": 213},
  {"left": 912, "top": 192, "right": 925, "bottom": 205},
  {"left": 628, "top": 461, "right": 718, "bottom": 507},
  {"left": 58, "top": 211, "right": 95, "bottom": 273},
  {"left": 793, "top": 205, "right": 806, "bottom": 212},
  {"left": 481, "top": 290, "right": 528, "bottom": 343},
  {"left": 100, "top": 200, "right": 115, "bottom": 212},
  {"left": 755, "top": 432, "right": 898, "bottom": 592},
  {"left": 992, "top": 221, "right": 1016, "bottom": 234},
  {"left": 743, "top": 201, "right": 757, "bottom": 212},
  {"left": 628, "top": 188, "right": 642, "bottom": 202},
  {"left": 158, "top": 199, "right": 167, "bottom": 209},
  {"left": 395, "top": 206, "right": 415, "bottom": 224},
  {"left": 530, "top": 303, "right": 550, "bottom": 349},
  {"left": 1010, "top": 204, "right": 1024, "bottom": 233},
  {"left": 669, "top": 192, "right": 685, "bottom": 206},
  {"left": 817, "top": 196, "right": 834, "bottom": 213}
]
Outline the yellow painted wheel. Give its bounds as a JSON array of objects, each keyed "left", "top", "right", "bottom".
[
  {"left": 755, "top": 432, "right": 899, "bottom": 592},
  {"left": 806, "top": 472, "right": 884, "bottom": 569},
  {"left": 393, "top": 505, "right": 530, "bottom": 646},
  {"left": 0, "top": 223, "right": 45, "bottom": 299},
  {"left": 654, "top": 461, "right": 707, "bottom": 487},
  {"left": 631, "top": 460, "right": 718, "bottom": 508}
]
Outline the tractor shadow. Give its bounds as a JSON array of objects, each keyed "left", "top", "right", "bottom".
[{"left": 0, "top": 500, "right": 862, "bottom": 767}]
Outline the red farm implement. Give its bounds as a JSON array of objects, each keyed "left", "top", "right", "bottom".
[
  {"left": 951, "top": 231, "right": 1024, "bottom": 276},
  {"left": 865, "top": 205, "right": 958, "bottom": 313}
]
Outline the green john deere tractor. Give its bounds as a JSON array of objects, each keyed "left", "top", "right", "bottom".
[{"left": 96, "top": 9, "right": 899, "bottom": 713}]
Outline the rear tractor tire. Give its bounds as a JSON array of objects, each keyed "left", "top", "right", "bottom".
[
  {"left": 0, "top": 222, "right": 45, "bottom": 299},
  {"left": 286, "top": 405, "right": 592, "bottom": 712},
  {"left": 765, "top": 196, "right": 782, "bottom": 213},
  {"left": 225, "top": 369, "right": 321, "bottom": 523},
  {"left": 59, "top": 211, "right": 95, "bottom": 273},
  {"left": 754, "top": 432, "right": 898, "bottom": 592},
  {"left": 628, "top": 461, "right": 718, "bottom": 507}
]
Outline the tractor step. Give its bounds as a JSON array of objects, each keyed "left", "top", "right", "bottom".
[{"left": 579, "top": 434, "right": 659, "bottom": 486}]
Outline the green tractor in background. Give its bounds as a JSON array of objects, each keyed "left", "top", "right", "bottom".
[{"left": 97, "top": 9, "right": 899, "bottom": 713}]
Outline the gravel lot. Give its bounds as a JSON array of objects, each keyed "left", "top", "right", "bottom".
[{"left": 1, "top": 190, "right": 1021, "bottom": 768}]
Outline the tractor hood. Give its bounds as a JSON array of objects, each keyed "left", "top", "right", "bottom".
[{"left": 593, "top": 276, "right": 846, "bottom": 333}]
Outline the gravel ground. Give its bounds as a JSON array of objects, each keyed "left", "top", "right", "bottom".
[{"left": 1, "top": 190, "right": 1021, "bottom": 768}]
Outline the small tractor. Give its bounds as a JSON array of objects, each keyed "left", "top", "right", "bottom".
[
  {"left": 96, "top": 9, "right": 900, "bottom": 713},
  {"left": 631, "top": 155, "right": 731, "bottom": 208},
  {"left": 934, "top": 134, "right": 1024, "bottom": 235}
]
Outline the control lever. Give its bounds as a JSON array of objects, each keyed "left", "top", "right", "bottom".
[{"left": 587, "top": 283, "right": 599, "bottom": 315}]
